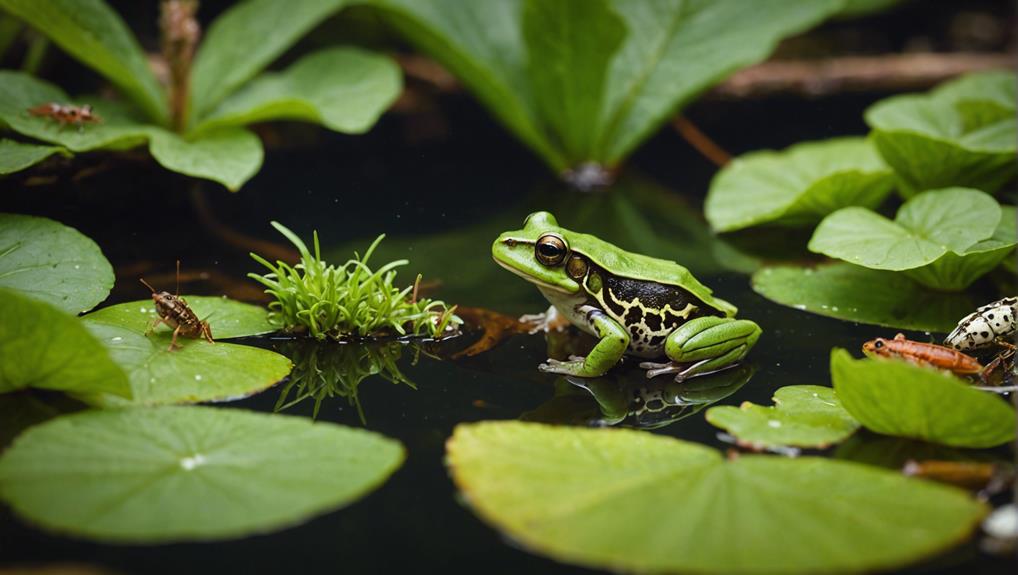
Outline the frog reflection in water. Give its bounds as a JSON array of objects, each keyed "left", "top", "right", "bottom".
[{"left": 492, "top": 212, "right": 762, "bottom": 381}]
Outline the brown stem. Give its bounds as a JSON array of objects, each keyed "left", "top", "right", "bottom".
[
  {"left": 672, "top": 116, "right": 732, "bottom": 168},
  {"left": 160, "top": 0, "right": 201, "bottom": 131}
]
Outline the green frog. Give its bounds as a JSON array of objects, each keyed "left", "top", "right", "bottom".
[{"left": 492, "top": 212, "right": 761, "bottom": 381}]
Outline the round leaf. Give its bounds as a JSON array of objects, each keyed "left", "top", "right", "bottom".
[
  {"left": 751, "top": 263, "right": 975, "bottom": 332},
  {"left": 0, "top": 406, "right": 404, "bottom": 542},
  {"left": 448, "top": 421, "right": 987, "bottom": 575},
  {"left": 147, "top": 127, "right": 264, "bottom": 192},
  {"left": 0, "top": 139, "right": 66, "bottom": 174},
  {"left": 82, "top": 296, "right": 278, "bottom": 339},
  {"left": 0, "top": 213, "right": 114, "bottom": 314},
  {"left": 831, "top": 349, "right": 1016, "bottom": 448},
  {"left": 706, "top": 137, "right": 894, "bottom": 232},
  {"left": 706, "top": 385, "right": 859, "bottom": 449},
  {"left": 0, "top": 288, "right": 129, "bottom": 397}
]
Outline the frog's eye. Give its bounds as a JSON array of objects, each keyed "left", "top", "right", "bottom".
[
  {"left": 535, "top": 233, "right": 567, "bottom": 266},
  {"left": 873, "top": 340, "right": 884, "bottom": 349}
]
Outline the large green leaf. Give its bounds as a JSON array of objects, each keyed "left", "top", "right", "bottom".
[
  {"left": 0, "top": 139, "right": 66, "bottom": 174},
  {"left": 78, "top": 298, "right": 290, "bottom": 407},
  {"left": 193, "top": 47, "right": 401, "bottom": 135},
  {"left": 189, "top": 0, "right": 350, "bottom": 123},
  {"left": 751, "top": 263, "right": 975, "bottom": 332},
  {"left": 147, "top": 127, "right": 263, "bottom": 192},
  {"left": 448, "top": 421, "right": 987, "bottom": 575},
  {"left": 831, "top": 349, "right": 1016, "bottom": 448},
  {"left": 374, "top": 0, "right": 842, "bottom": 172},
  {"left": 865, "top": 71, "right": 1016, "bottom": 197},
  {"left": 0, "top": 213, "right": 114, "bottom": 314},
  {"left": 0, "top": 0, "right": 167, "bottom": 124},
  {"left": 0, "top": 406, "right": 403, "bottom": 542},
  {"left": 705, "top": 137, "right": 894, "bottom": 232},
  {"left": 808, "top": 188, "right": 1013, "bottom": 290},
  {"left": 706, "top": 385, "right": 859, "bottom": 449},
  {"left": 0, "top": 288, "right": 129, "bottom": 397}
]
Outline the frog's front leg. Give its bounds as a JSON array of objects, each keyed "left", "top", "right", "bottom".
[
  {"left": 540, "top": 307, "right": 629, "bottom": 377},
  {"left": 640, "top": 316, "right": 761, "bottom": 381}
]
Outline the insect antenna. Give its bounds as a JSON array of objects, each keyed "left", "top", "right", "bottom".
[
  {"left": 139, "top": 278, "right": 157, "bottom": 293},
  {"left": 175, "top": 260, "right": 181, "bottom": 296}
]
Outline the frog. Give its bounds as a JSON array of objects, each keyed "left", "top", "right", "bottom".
[{"left": 492, "top": 212, "right": 762, "bottom": 381}]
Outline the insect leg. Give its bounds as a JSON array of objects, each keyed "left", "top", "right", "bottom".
[{"left": 168, "top": 325, "right": 182, "bottom": 351}]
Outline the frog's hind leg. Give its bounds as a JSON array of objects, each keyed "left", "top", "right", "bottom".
[{"left": 647, "top": 316, "right": 761, "bottom": 381}]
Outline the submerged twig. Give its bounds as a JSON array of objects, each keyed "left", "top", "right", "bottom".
[{"left": 672, "top": 116, "right": 732, "bottom": 167}]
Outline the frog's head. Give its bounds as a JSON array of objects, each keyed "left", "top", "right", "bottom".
[{"left": 492, "top": 211, "right": 580, "bottom": 294}]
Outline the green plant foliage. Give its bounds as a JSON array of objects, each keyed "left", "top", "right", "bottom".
[
  {"left": 147, "top": 127, "right": 263, "bottom": 191},
  {"left": 0, "top": 406, "right": 404, "bottom": 542},
  {"left": 83, "top": 295, "right": 278, "bottom": 339},
  {"left": 0, "top": 139, "right": 66, "bottom": 173},
  {"left": 0, "top": 213, "right": 114, "bottom": 314},
  {"left": 0, "top": 288, "right": 129, "bottom": 397},
  {"left": 751, "top": 263, "right": 975, "bottom": 332},
  {"left": 194, "top": 48, "right": 401, "bottom": 136},
  {"left": 865, "top": 70, "right": 1016, "bottom": 197},
  {"left": 808, "top": 188, "right": 1015, "bottom": 290},
  {"left": 374, "top": 0, "right": 842, "bottom": 174},
  {"left": 189, "top": 0, "right": 350, "bottom": 122},
  {"left": 250, "top": 222, "right": 462, "bottom": 340},
  {"left": 78, "top": 299, "right": 292, "bottom": 407},
  {"left": 705, "top": 137, "right": 895, "bottom": 232},
  {"left": 706, "top": 385, "right": 859, "bottom": 449},
  {"left": 0, "top": 0, "right": 168, "bottom": 124},
  {"left": 448, "top": 421, "right": 987, "bottom": 575},
  {"left": 830, "top": 349, "right": 1016, "bottom": 448}
]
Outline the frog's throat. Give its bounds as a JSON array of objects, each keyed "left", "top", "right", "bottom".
[{"left": 493, "top": 257, "right": 576, "bottom": 294}]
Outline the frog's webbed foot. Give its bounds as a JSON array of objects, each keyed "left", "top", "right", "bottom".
[
  {"left": 520, "top": 306, "right": 570, "bottom": 334},
  {"left": 639, "top": 360, "right": 683, "bottom": 379},
  {"left": 539, "top": 355, "right": 586, "bottom": 375}
]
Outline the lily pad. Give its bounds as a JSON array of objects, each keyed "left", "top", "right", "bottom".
[
  {"left": 0, "top": 406, "right": 404, "bottom": 542},
  {"left": 82, "top": 295, "right": 278, "bottom": 339},
  {"left": 830, "top": 349, "right": 1016, "bottom": 448},
  {"left": 751, "top": 263, "right": 975, "bottom": 332},
  {"left": 448, "top": 421, "right": 987, "bottom": 575},
  {"left": 0, "top": 139, "right": 66, "bottom": 174},
  {"left": 808, "top": 188, "right": 1014, "bottom": 290},
  {"left": 79, "top": 296, "right": 286, "bottom": 406},
  {"left": 865, "top": 71, "right": 1016, "bottom": 197},
  {"left": 0, "top": 288, "right": 129, "bottom": 398},
  {"left": 705, "top": 137, "right": 895, "bottom": 232},
  {"left": 706, "top": 385, "right": 859, "bottom": 449},
  {"left": 0, "top": 213, "right": 114, "bottom": 314}
]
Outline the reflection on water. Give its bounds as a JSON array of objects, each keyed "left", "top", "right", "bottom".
[
  {"left": 523, "top": 364, "right": 754, "bottom": 429},
  {"left": 273, "top": 340, "right": 419, "bottom": 422}
]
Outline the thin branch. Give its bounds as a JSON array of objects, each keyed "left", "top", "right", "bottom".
[{"left": 672, "top": 116, "right": 731, "bottom": 167}]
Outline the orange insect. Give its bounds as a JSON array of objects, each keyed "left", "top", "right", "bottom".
[
  {"left": 863, "top": 333, "right": 982, "bottom": 375},
  {"left": 140, "top": 261, "right": 213, "bottom": 351},
  {"left": 28, "top": 102, "right": 102, "bottom": 127}
]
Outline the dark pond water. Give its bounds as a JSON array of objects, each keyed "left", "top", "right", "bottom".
[{"left": 1, "top": 80, "right": 1016, "bottom": 573}]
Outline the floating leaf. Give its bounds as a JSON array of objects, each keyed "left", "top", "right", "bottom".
[
  {"left": 705, "top": 137, "right": 894, "bottom": 232},
  {"left": 831, "top": 349, "right": 1016, "bottom": 448},
  {"left": 0, "top": 406, "right": 403, "bottom": 542},
  {"left": 706, "top": 385, "right": 858, "bottom": 449},
  {"left": 79, "top": 296, "right": 287, "bottom": 406},
  {"left": 0, "top": 139, "right": 66, "bottom": 174},
  {"left": 0, "top": 213, "right": 114, "bottom": 314},
  {"left": 0, "top": 0, "right": 168, "bottom": 124},
  {"left": 190, "top": 0, "right": 350, "bottom": 122},
  {"left": 147, "top": 127, "right": 263, "bottom": 191},
  {"left": 82, "top": 295, "right": 278, "bottom": 339},
  {"left": 751, "top": 263, "right": 975, "bottom": 332},
  {"left": 194, "top": 47, "right": 401, "bottom": 136},
  {"left": 375, "top": 0, "right": 842, "bottom": 172},
  {"left": 0, "top": 392, "right": 84, "bottom": 449},
  {"left": 808, "top": 188, "right": 1013, "bottom": 290},
  {"left": 865, "top": 71, "right": 1016, "bottom": 197},
  {"left": 0, "top": 288, "right": 129, "bottom": 397},
  {"left": 448, "top": 421, "right": 987, "bottom": 575}
]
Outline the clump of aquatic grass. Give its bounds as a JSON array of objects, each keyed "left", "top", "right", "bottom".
[
  {"left": 274, "top": 341, "right": 416, "bottom": 422},
  {"left": 249, "top": 222, "right": 462, "bottom": 340}
]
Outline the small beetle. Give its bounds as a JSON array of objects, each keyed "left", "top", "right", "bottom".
[
  {"left": 863, "top": 333, "right": 982, "bottom": 376},
  {"left": 944, "top": 297, "right": 1018, "bottom": 351},
  {"left": 28, "top": 102, "right": 102, "bottom": 127},
  {"left": 140, "top": 261, "right": 213, "bottom": 351}
]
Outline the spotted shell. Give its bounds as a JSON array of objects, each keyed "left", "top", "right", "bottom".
[{"left": 944, "top": 296, "right": 1017, "bottom": 350}]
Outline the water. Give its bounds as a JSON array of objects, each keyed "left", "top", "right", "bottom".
[{"left": 1, "top": 92, "right": 1014, "bottom": 573}]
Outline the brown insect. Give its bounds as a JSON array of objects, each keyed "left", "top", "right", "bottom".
[
  {"left": 140, "top": 261, "right": 213, "bottom": 351},
  {"left": 863, "top": 333, "right": 982, "bottom": 376},
  {"left": 28, "top": 102, "right": 102, "bottom": 127}
]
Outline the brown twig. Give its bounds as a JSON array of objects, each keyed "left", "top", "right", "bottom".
[
  {"left": 672, "top": 116, "right": 732, "bottom": 167},
  {"left": 188, "top": 186, "right": 298, "bottom": 263},
  {"left": 710, "top": 52, "right": 1015, "bottom": 99}
]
